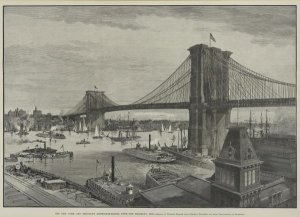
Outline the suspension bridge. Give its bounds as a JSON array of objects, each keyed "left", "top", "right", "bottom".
[{"left": 64, "top": 44, "right": 296, "bottom": 155}]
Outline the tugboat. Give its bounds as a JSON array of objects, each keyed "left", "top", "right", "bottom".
[
  {"left": 76, "top": 138, "right": 90, "bottom": 145},
  {"left": 122, "top": 134, "right": 176, "bottom": 163},
  {"left": 51, "top": 132, "right": 66, "bottom": 139},
  {"left": 145, "top": 165, "right": 180, "bottom": 188},
  {"left": 85, "top": 156, "right": 139, "bottom": 207},
  {"left": 92, "top": 125, "right": 103, "bottom": 139},
  {"left": 46, "top": 145, "right": 74, "bottom": 159}
]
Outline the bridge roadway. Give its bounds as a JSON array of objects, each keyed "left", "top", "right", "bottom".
[
  {"left": 4, "top": 172, "right": 74, "bottom": 207},
  {"left": 64, "top": 98, "right": 295, "bottom": 117}
]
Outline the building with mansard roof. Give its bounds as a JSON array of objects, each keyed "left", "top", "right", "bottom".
[{"left": 134, "top": 126, "right": 296, "bottom": 208}]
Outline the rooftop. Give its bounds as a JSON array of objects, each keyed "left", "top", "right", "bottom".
[
  {"left": 91, "top": 177, "right": 139, "bottom": 199},
  {"left": 175, "top": 175, "right": 211, "bottom": 201},
  {"left": 44, "top": 179, "right": 66, "bottom": 184},
  {"left": 147, "top": 168, "right": 179, "bottom": 185},
  {"left": 140, "top": 183, "right": 211, "bottom": 208},
  {"left": 216, "top": 126, "right": 262, "bottom": 166}
]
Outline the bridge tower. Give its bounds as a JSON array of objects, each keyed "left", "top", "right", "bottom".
[
  {"left": 188, "top": 44, "right": 232, "bottom": 156},
  {"left": 86, "top": 90, "right": 106, "bottom": 130}
]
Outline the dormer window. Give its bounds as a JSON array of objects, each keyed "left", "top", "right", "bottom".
[
  {"left": 228, "top": 142, "right": 235, "bottom": 160},
  {"left": 247, "top": 148, "right": 252, "bottom": 159}
]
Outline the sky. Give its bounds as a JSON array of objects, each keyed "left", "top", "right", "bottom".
[{"left": 4, "top": 6, "right": 296, "bottom": 120}]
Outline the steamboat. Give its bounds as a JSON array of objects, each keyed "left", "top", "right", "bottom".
[
  {"left": 36, "top": 131, "right": 66, "bottom": 139},
  {"left": 85, "top": 156, "right": 139, "bottom": 207},
  {"left": 17, "top": 141, "right": 73, "bottom": 159},
  {"left": 122, "top": 134, "right": 176, "bottom": 163}
]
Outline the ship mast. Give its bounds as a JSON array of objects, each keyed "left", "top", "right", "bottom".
[
  {"left": 149, "top": 134, "right": 151, "bottom": 150},
  {"left": 249, "top": 110, "right": 252, "bottom": 138},
  {"left": 111, "top": 156, "right": 115, "bottom": 182},
  {"left": 265, "top": 109, "right": 269, "bottom": 137},
  {"left": 260, "top": 112, "right": 263, "bottom": 138}
]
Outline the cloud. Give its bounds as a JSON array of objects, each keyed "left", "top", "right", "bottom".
[
  {"left": 4, "top": 6, "right": 146, "bottom": 30},
  {"left": 5, "top": 6, "right": 296, "bottom": 46},
  {"left": 3, "top": 6, "right": 296, "bottom": 114}
]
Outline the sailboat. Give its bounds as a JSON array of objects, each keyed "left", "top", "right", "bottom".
[
  {"left": 73, "top": 124, "right": 77, "bottom": 132},
  {"left": 168, "top": 125, "right": 173, "bottom": 133},
  {"left": 82, "top": 118, "right": 88, "bottom": 133},
  {"left": 93, "top": 125, "right": 103, "bottom": 139},
  {"left": 161, "top": 124, "right": 165, "bottom": 133},
  {"left": 78, "top": 122, "right": 82, "bottom": 133}
]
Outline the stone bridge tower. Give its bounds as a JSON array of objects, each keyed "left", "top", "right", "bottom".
[
  {"left": 188, "top": 44, "right": 232, "bottom": 156},
  {"left": 86, "top": 90, "right": 106, "bottom": 130}
]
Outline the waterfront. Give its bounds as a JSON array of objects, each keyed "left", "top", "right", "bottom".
[{"left": 4, "top": 130, "right": 214, "bottom": 188}]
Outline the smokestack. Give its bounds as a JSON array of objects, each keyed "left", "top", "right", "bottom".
[
  {"left": 44, "top": 141, "right": 46, "bottom": 150},
  {"left": 111, "top": 156, "right": 115, "bottom": 182},
  {"left": 149, "top": 134, "right": 151, "bottom": 150}
]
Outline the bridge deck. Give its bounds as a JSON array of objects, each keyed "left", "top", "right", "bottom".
[{"left": 64, "top": 98, "right": 295, "bottom": 117}]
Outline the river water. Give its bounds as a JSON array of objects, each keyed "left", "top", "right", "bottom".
[{"left": 4, "top": 130, "right": 214, "bottom": 188}]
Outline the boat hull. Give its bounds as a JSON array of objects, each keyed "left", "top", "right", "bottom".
[
  {"left": 85, "top": 179, "right": 135, "bottom": 207},
  {"left": 110, "top": 136, "right": 141, "bottom": 143},
  {"left": 122, "top": 148, "right": 176, "bottom": 163}
]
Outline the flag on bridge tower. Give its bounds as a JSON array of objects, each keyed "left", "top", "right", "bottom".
[
  {"left": 210, "top": 33, "right": 216, "bottom": 47},
  {"left": 94, "top": 85, "right": 98, "bottom": 90}
]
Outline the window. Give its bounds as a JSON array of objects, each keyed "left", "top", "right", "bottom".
[
  {"left": 230, "top": 171, "right": 234, "bottom": 186},
  {"left": 245, "top": 172, "right": 247, "bottom": 186},
  {"left": 270, "top": 192, "right": 282, "bottom": 207},
  {"left": 226, "top": 170, "right": 230, "bottom": 185},
  {"left": 248, "top": 170, "right": 252, "bottom": 185},
  {"left": 220, "top": 169, "right": 225, "bottom": 184},
  {"left": 252, "top": 170, "right": 256, "bottom": 184}
]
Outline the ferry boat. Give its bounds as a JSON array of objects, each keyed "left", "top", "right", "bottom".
[
  {"left": 85, "top": 156, "right": 139, "bottom": 207},
  {"left": 18, "top": 142, "right": 73, "bottom": 159},
  {"left": 122, "top": 135, "right": 176, "bottom": 163},
  {"left": 145, "top": 166, "right": 180, "bottom": 188},
  {"left": 36, "top": 131, "right": 65, "bottom": 139}
]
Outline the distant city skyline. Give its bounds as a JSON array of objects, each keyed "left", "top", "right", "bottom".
[{"left": 4, "top": 6, "right": 296, "bottom": 118}]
